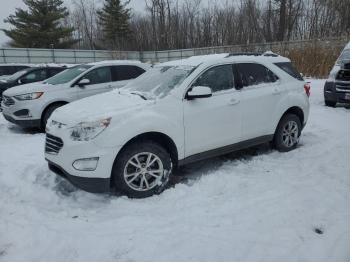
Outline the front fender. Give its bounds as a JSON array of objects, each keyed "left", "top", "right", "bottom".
[{"left": 93, "top": 103, "right": 184, "bottom": 160}]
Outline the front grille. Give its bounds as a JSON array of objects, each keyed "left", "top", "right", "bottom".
[
  {"left": 2, "top": 96, "right": 15, "bottom": 106},
  {"left": 344, "top": 63, "right": 350, "bottom": 70},
  {"left": 45, "top": 134, "right": 64, "bottom": 154},
  {"left": 335, "top": 81, "right": 350, "bottom": 92}
]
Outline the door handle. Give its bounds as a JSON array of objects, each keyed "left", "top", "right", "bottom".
[{"left": 229, "top": 98, "right": 240, "bottom": 105}]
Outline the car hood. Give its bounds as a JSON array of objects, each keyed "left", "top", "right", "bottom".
[
  {"left": 50, "top": 91, "right": 154, "bottom": 126},
  {"left": 3, "top": 82, "right": 54, "bottom": 96}
]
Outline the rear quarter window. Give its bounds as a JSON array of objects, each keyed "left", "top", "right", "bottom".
[
  {"left": 112, "top": 66, "right": 146, "bottom": 81},
  {"left": 234, "top": 63, "right": 279, "bottom": 88},
  {"left": 274, "top": 62, "right": 303, "bottom": 81}
]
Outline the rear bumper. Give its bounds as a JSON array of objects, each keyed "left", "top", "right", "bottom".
[
  {"left": 47, "top": 160, "right": 110, "bottom": 193},
  {"left": 324, "top": 81, "right": 350, "bottom": 103},
  {"left": 2, "top": 112, "right": 41, "bottom": 128}
]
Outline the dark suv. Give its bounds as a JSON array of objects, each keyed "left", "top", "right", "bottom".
[
  {"left": 0, "top": 64, "right": 31, "bottom": 78},
  {"left": 324, "top": 45, "right": 350, "bottom": 107},
  {"left": 0, "top": 66, "right": 67, "bottom": 106}
]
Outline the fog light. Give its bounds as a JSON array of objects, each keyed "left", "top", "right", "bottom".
[
  {"left": 72, "top": 157, "right": 99, "bottom": 171},
  {"left": 14, "top": 109, "right": 31, "bottom": 118}
]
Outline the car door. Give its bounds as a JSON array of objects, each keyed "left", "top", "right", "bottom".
[
  {"left": 184, "top": 64, "right": 242, "bottom": 157},
  {"left": 76, "top": 66, "right": 113, "bottom": 99},
  {"left": 19, "top": 68, "right": 48, "bottom": 85},
  {"left": 110, "top": 65, "right": 146, "bottom": 89},
  {"left": 234, "top": 63, "right": 282, "bottom": 140}
]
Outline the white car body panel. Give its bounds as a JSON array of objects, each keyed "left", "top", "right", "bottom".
[
  {"left": 1, "top": 61, "right": 150, "bottom": 127},
  {"left": 44, "top": 53, "right": 310, "bottom": 193}
]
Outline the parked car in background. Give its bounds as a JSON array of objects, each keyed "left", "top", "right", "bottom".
[
  {"left": 45, "top": 52, "right": 310, "bottom": 198},
  {"left": 324, "top": 42, "right": 350, "bottom": 107},
  {"left": 0, "top": 66, "right": 67, "bottom": 106},
  {"left": 1, "top": 61, "right": 150, "bottom": 129},
  {"left": 0, "top": 64, "right": 31, "bottom": 79}
]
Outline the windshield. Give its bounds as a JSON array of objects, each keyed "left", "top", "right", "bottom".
[
  {"left": 45, "top": 65, "right": 92, "bottom": 85},
  {"left": 7, "top": 70, "right": 29, "bottom": 81},
  {"left": 122, "top": 65, "right": 194, "bottom": 99},
  {"left": 338, "top": 49, "right": 350, "bottom": 63}
]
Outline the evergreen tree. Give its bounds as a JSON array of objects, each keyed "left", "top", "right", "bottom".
[
  {"left": 3, "top": 0, "right": 76, "bottom": 49},
  {"left": 97, "top": 0, "right": 131, "bottom": 50}
]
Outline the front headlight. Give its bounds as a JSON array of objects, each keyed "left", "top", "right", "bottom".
[
  {"left": 70, "top": 117, "right": 111, "bottom": 141},
  {"left": 14, "top": 92, "right": 43, "bottom": 101}
]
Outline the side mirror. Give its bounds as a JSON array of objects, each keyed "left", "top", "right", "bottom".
[
  {"left": 186, "top": 86, "right": 212, "bottom": 100},
  {"left": 77, "top": 78, "right": 90, "bottom": 87}
]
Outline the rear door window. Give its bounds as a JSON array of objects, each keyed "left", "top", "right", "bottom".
[
  {"left": 274, "top": 62, "right": 303, "bottom": 81},
  {"left": 48, "top": 68, "right": 65, "bottom": 77},
  {"left": 234, "top": 63, "right": 279, "bottom": 88},
  {"left": 112, "top": 66, "right": 146, "bottom": 81}
]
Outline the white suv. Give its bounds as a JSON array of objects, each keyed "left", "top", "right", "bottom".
[
  {"left": 1, "top": 61, "right": 150, "bottom": 129},
  {"left": 45, "top": 53, "right": 310, "bottom": 198}
]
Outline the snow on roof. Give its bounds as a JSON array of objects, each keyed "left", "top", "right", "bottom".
[
  {"left": 158, "top": 52, "right": 290, "bottom": 67},
  {"left": 88, "top": 60, "right": 142, "bottom": 66},
  {"left": 160, "top": 53, "right": 230, "bottom": 67}
]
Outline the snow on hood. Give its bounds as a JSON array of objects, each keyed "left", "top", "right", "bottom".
[
  {"left": 50, "top": 91, "right": 152, "bottom": 126},
  {"left": 3, "top": 82, "right": 53, "bottom": 96}
]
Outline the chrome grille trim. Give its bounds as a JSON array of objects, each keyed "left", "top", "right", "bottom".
[{"left": 45, "top": 134, "right": 64, "bottom": 155}]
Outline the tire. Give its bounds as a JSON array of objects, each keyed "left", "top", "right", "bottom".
[
  {"left": 325, "top": 100, "right": 336, "bottom": 107},
  {"left": 273, "top": 114, "right": 302, "bottom": 152},
  {"left": 41, "top": 104, "right": 65, "bottom": 131},
  {"left": 112, "top": 141, "right": 173, "bottom": 198}
]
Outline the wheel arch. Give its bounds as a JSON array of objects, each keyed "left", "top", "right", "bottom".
[
  {"left": 110, "top": 132, "right": 179, "bottom": 187},
  {"left": 280, "top": 106, "right": 304, "bottom": 127},
  {"left": 274, "top": 106, "right": 304, "bottom": 138},
  {"left": 41, "top": 101, "right": 69, "bottom": 126}
]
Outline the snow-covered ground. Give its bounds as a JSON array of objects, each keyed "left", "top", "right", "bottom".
[{"left": 1, "top": 79, "right": 350, "bottom": 262}]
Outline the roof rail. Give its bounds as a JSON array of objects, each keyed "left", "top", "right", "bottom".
[{"left": 226, "top": 52, "right": 279, "bottom": 57}]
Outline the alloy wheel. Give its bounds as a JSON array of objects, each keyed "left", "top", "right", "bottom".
[
  {"left": 282, "top": 120, "right": 299, "bottom": 148},
  {"left": 123, "top": 152, "right": 164, "bottom": 191}
]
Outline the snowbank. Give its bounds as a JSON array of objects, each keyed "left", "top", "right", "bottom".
[{"left": 0, "top": 79, "right": 350, "bottom": 262}]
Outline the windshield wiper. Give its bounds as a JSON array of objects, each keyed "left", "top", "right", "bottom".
[{"left": 130, "top": 92, "right": 148, "bottom": 100}]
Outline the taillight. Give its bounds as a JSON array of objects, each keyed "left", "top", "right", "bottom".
[{"left": 304, "top": 83, "right": 311, "bottom": 97}]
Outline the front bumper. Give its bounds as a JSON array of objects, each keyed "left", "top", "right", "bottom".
[
  {"left": 47, "top": 160, "right": 110, "bottom": 193},
  {"left": 2, "top": 112, "right": 41, "bottom": 128},
  {"left": 1, "top": 99, "right": 43, "bottom": 128},
  {"left": 45, "top": 130, "right": 122, "bottom": 193},
  {"left": 324, "top": 81, "right": 350, "bottom": 103}
]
